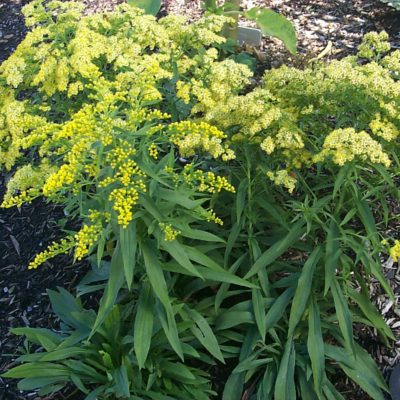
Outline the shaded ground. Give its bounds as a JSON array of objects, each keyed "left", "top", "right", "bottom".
[
  {"left": 0, "top": 175, "right": 88, "bottom": 399},
  {"left": 0, "top": 0, "right": 399, "bottom": 399}
]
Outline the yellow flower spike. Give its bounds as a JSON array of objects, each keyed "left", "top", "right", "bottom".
[
  {"left": 28, "top": 236, "right": 75, "bottom": 269},
  {"left": 159, "top": 223, "right": 181, "bottom": 241},
  {"left": 148, "top": 143, "right": 158, "bottom": 159},
  {"left": 74, "top": 223, "right": 102, "bottom": 260},
  {"left": 109, "top": 187, "right": 139, "bottom": 228}
]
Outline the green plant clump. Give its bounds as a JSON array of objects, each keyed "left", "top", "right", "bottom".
[{"left": 1, "top": 1, "right": 400, "bottom": 399}]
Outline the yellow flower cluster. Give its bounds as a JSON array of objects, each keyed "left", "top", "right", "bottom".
[
  {"left": 204, "top": 209, "right": 224, "bottom": 226},
  {"left": 28, "top": 237, "right": 75, "bottom": 269},
  {"left": 369, "top": 114, "right": 399, "bottom": 141},
  {"left": 169, "top": 121, "right": 235, "bottom": 160},
  {"left": 357, "top": 31, "right": 391, "bottom": 59},
  {"left": 390, "top": 240, "right": 400, "bottom": 262},
  {"left": 115, "top": 159, "right": 145, "bottom": 188},
  {"left": 109, "top": 187, "right": 139, "bottom": 228},
  {"left": 148, "top": 143, "right": 158, "bottom": 159},
  {"left": 315, "top": 128, "right": 391, "bottom": 167},
  {"left": 176, "top": 81, "right": 191, "bottom": 104},
  {"left": 267, "top": 170, "right": 297, "bottom": 194},
  {"left": 183, "top": 165, "right": 235, "bottom": 194},
  {"left": 1, "top": 163, "right": 54, "bottom": 207},
  {"left": 159, "top": 223, "right": 181, "bottom": 241},
  {"left": 75, "top": 223, "right": 102, "bottom": 260}
]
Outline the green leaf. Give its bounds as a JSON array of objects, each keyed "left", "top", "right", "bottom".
[
  {"left": 179, "top": 226, "right": 225, "bottom": 243},
  {"left": 222, "top": 373, "right": 245, "bottom": 400},
  {"left": 361, "top": 252, "right": 394, "bottom": 300},
  {"left": 127, "top": 0, "right": 161, "bottom": 15},
  {"left": 187, "top": 307, "right": 224, "bottom": 363},
  {"left": 323, "top": 380, "right": 345, "bottom": 400},
  {"left": 252, "top": 288, "right": 266, "bottom": 341},
  {"left": 288, "top": 247, "right": 322, "bottom": 337},
  {"left": 157, "top": 188, "right": 206, "bottom": 209},
  {"left": 307, "top": 298, "right": 326, "bottom": 396},
  {"left": 11, "top": 328, "right": 62, "bottom": 352},
  {"left": 348, "top": 287, "right": 394, "bottom": 342},
  {"left": 236, "top": 179, "right": 247, "bottom": 223},
  {"left": 160, "top": 360, "right": 197, "bottom": 383},
  {"left": 162, "top": 240, "right": 202, "bottom": 278},
  {"left": 331, "top": 279, "right": 355, "bottom": 354},
  {"left": 355, "top": 197, "right": 379, "bottom": 247},
  {"left": 215, "top": 311, "right": 254, "bottom": 330},
  {"left": 197, "top": 266, "right": 256, "bottom": 288},
  {"left": 325, "top": 344, "right": 387, "bottom": 399},
  {"left": 264, "top": 287, "right": 293, "bottom": 332},
  {"left": 119, "top": 222, "right": 137, "bottom": 290},
  {"left": 142, "top": 240, "right": 183, "bottom": 359},
  {"left": 245, "top": 220, "right": 306, "bottom": 279},
  {"left": 184, "top": 245, "right": 222, "bottom": 271},
  {"left": 274, "top": 338, "right": 296, "bottom": 400},
  {"left": 157, "top": 303, "right": 184, "bottom": 361},
  {"left": 90, "top": 245, "right": 124, "bottom": 336},
  {"left": 298, "top": 370, "right": 318, "bottom": 400},
  {"left": 245, "top": 7, "right": 297, "bottom": 54},
  {"left": 114, "top": 365, "right": 130, "bottom": 398},
  {"left": 134, "top": 283, "right": 154, "bottom": 369},
  {"left": 324, "top": 219, "right": 341, "bottom": 295},
  {"left": 3, "top": 363, "right": 70, "bottom": 379},
  {"left": 142, "top": 240, "right": 170, "bottom": 307},
  {"left": 47, "top": 288, "right": 83, "bottom": 330},
  {"left": 18, "top": 377, "right": 66, "bottom": 391}
]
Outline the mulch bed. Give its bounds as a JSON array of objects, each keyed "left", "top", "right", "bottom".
[{"left": 0, "top": 1, "right": 399, "bottom": 399}]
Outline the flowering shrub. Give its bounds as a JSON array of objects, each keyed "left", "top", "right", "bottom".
[{"left": 1, "top": 1, "right": 400, "bottom": 399}]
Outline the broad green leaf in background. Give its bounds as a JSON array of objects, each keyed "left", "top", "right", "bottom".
[
  {"left": 90, "top": 246, "right": 124, "bottom": 336},
  {"left": 245, "top": 7, "right": 297, "bottom": 54},
  {"left": 331, "top": 279, "right": 355, "bottom": 354},
  {"left": 325, "top": 344, "right": 387, "bottom": 400},
  {"left": 245, "top": 220, "right": 306, "bottom": 279},
  {"left": 307, "top": 298, "right": 326, "bottom": 396},
  {"left": 127, "top": 0, "right": 161, "bottom": 15},
  {"left": 187, "top": 307, "right": 224, "bottom": 362},
  {"left": 119, "top": 222, "right": 137, "bottom": 290},
  {"left": 288, "top": 247, "right": 322, "bottom": 337},
  {"left": 142, "top": 241, "right": 183, "bottom": 360},
  {"left": 324, "top": 219, "right": 341, "bottom": 295},
  {"left": 264, "top": 287, "right": 293, "bottom": 332},
  {"left": 252, "top": 287, "right": 266, "bottom": 341},
  {"left": 134, "top": 283, "right": 154, "bottom": 369},
  {"left": 274, "top": 338, "right": 296, "bottom": 400},
  {"left": 348, "top": 287, "right": 395, "bottom": 343},
  {"left": 113, "top": 365, "right": 130, "bottom": 398}
]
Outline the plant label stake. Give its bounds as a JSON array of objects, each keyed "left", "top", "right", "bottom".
[{"left": 237, "top": 26, "right": 262, "bottom": 46}]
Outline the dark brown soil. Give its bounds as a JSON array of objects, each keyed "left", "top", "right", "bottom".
[{"left": 0, "top": 174, "right": 88, "bottom": 399}]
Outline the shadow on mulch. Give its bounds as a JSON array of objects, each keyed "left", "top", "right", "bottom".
[{"left": 0, "top": 174, "right": 87, "bottom": 399}]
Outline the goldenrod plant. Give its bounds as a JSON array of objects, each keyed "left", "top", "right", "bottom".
[
  {"left": 1, "top": 1, "right": 399, "bottom": 399},
  {"left": 203, "top": 0, "right": 297, "bottom": 53}
]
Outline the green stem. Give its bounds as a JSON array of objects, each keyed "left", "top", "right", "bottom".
[{"left": 223, "top": 0, "right": 241, "bottom": 41}]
